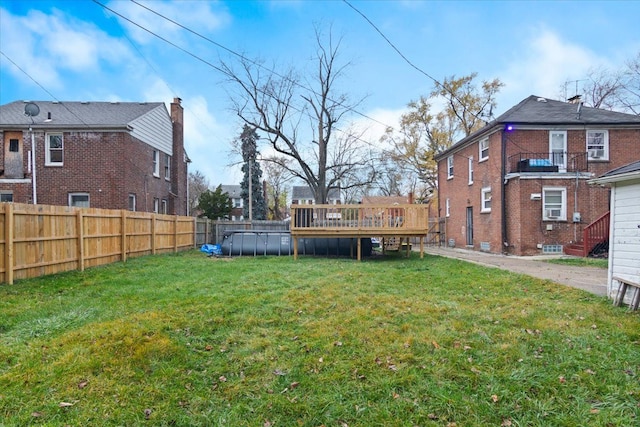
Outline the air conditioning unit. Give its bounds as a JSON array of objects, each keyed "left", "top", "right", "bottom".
[
  {"left": 546, "top": 208, "right": 561, "bottom": 219},
  {"left": 588, "top": 149, "right": 605, "bottom": 158}
]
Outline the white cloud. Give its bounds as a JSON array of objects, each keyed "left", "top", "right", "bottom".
[
  {"left": 0, "top": 7, "right": 131, "bottom": 91},
  {"left": 499, "top": 27, "right": 607, "bottom": 106},
  {"left": 108, "top": 0, "right": 231, "bottom": 46}
]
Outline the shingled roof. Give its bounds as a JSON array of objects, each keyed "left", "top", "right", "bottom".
[
  {"left": 437, "top": 95, "right": 640, "bottom": 159},
  {"left": 0, "top": 100, "right": 166, "bottom": 129},
  {"left": 292, "top": 185, "right": 340, "bottom": 201}
]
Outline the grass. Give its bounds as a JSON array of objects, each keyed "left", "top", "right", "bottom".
[
  {"left": 0, "top": 250, "right": 638, "bottom": 426},
  {"left": 545, "top": 257, "right": 609, "bottom": 269}
]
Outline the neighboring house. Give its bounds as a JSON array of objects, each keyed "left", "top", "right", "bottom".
[
  {"left": 220, "top": 184, "right": 243, "bottom": 220},
  {"left": 0, "top": 98, "right": 188, "bottom": 215},
  {"left": 361, "top": 195, "right": 412, "bottom": 205},
  {"left": 435, "top": 95, "right": 640, "bottom": 256},
  {"left": 589, "top": 160, "right": 640, "bottom": 300},
  {"left": 291, "top": 185, "right": 341, "bottom": 205}
]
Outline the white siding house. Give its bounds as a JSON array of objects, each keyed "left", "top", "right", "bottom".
[{"left": 590, "top": 160, "right": 640, "bottom": 302}]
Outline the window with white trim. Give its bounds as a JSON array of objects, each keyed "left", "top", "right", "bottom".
[
  {"left": 161, "top": 199, "right": 168, "bottom": 214},
  {"left": 233, "top": 198, "right": 243, "bottom": 208},
  {"left": 549, "top": 131, "right": 567, "bottom": 170},
  {"left": 128, "top": 194, "right": 136, "bottom": 211},
  {"left": 69, "top": 193, "right": 89, "bottom": 208},
  {"left": 586, "top": 130, "right": 609, "bottom": 161},
  {"left": 445, "top": 198, "right": 451, "bottom": 217},
  {"left": 468, "top": 156, "right": 474, "bottom": 185},
  {"left": 153, "top": 198, "right": 159, "bottom": 213},
  {"left": 45, "top": 133, "right": 63, "bottom": 166},
  {"left": 542, "top": 187, "right": 566, "bottom": 221},
  {"left": 447, "top": 156, "right": 454, "bottom": 179},
  {"left": 481, "top": 187, "right": 492, "bottom": 212},
  {"left": 164, "top": 154, "right": 171, "bottom": 180},
  {"left": 152, "top": 150, "right": 159, "bottom": 177},
  {"left": 479, "top": 138, "right": 489, "bottom": 161}
]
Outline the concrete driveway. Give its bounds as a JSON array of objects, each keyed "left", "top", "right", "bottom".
[{"left": 422, "top": 246, "right": 608, "bottom": 297}]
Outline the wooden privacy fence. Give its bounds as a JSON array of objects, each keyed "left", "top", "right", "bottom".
[{"left": 1, "top": 203, "right": 195, "bottom": 284}]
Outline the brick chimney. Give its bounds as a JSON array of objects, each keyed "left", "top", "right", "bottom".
[{"left": 170, "top": 97, "right": 187, "bottom": 215}]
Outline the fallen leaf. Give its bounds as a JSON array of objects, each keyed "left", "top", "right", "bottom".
[
  {"left": 559, "top": 376, "right": 566, "bottom": 383},
  {"left": 392, "top": 392, "right": 400, "bottom": 399},
  {"left": 432, "top": 341, "right": 440, "bottom": 349},
  {"left": 78, "top": 380, "right": 89, "bottom": 389},
  {"left": 273, "top": 369, "right": 287, "bottom": 376},
  {"left": 501, "top": 419, "right": 512, "bottom": 426},
  {"left": 428, "top": 413, "right": 438, "bottom": 420},
  {"left": 585, "top": 369, "right": 596, "bottom": 375},
  {"left": 290, "top": 381, "right": 300, "bottom": 389},
  {"left": 59, "top": 402, "right": 75, "bottom": 407},
  {"left": 334, "top": 341, "right": 343, "bottom": 346},
  {"left": 219, "top": 376, "right": 227, "bottom": 382},
  {"left": 491, "top": 394, "right": 499, "bottom": 403},
  {"left": 318, "top": 357, "right": 324, "bottom": 363},
  {"left": 205, "top": 345, "right": 213, "bottom": 351},
  {"left": 31, "top": 412, "right": 43, "bottom": 417},
  {"left": 144, "top": 408, "right": 152, "bottom": 419},
  {"left": 388, "top": 364, "right": 397, "bottom": 371},
  {"left": 264, "top": 421, "right": 272, "bottom": 427},
  {"left": 590, "top": 408, "right": 600, "bottom": 414}
]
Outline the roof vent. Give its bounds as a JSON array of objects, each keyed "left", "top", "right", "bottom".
[
  {"left": 81, "top": 101, "right": 89, "bottom": 104},
  {"left": 537, "top": 97, "right": 547, "bottom": 102}
]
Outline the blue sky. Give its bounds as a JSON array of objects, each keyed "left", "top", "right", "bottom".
[{"left": 1, "top": 0, "right": 639, "bottom": 187}]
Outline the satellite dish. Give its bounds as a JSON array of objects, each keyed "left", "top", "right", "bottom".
[{"left": 24, "top": 102, "right": 40, "bottom": 117}]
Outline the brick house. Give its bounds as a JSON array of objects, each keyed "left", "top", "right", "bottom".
[
  {"left": 435, "top": 95, "right": 640, "bottom": 256},
  {"left": 0, "top": 98, "right": 188, "bottom": 214}
]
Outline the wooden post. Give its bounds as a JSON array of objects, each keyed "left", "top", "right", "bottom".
[
  {"left": 293, "top": 235, "right": 298, "bottom": 260},
  {"left": 193, "top": 217, "right": 198, "bottom": 248},
  {"left": 77, "top": 210, "right": 85, "bottom": 271},
  {"left": 357, "top": 237, "right": 362, "bottom": 261},
  {"left": 121, "top": 210, "right": 127, "bottom": 263},
  {"left": 4, "top": 203, "right": 14, "bottom": 284},
  {"left": 174, "top": 215, "right": 179, "bottom": 253},
  {"left": 420, "top": 236, "right": 424, "bottom": 258},
  {"left": 151, "top": 214, "right": 156, "bottom": 255}
]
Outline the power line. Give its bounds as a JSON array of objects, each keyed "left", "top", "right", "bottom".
[{"left": 0, "top": 50, "right": 91, "bottom": 127}]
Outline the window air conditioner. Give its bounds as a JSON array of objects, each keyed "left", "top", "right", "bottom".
[
  {"left": 588, "top": 149, "right": 605, "bottom": 158},
  {"left": 546, "top": 208, "right": 561, "bottom": 218}
]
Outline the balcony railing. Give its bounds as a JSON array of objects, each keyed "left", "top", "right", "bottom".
[{"left": 508, "top": 152, "right": 588, "bottom": 174}]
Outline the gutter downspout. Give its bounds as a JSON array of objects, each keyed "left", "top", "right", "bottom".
[
  {"left": 30, "top": 126, "right": 38, "bottom": 205},
  {"left": 501, "top": 128, "right": 507, "bottom": 254}
]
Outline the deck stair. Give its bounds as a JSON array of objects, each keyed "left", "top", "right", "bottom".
[{"left": 564, "top": 211, "right": 610, "bottom": 257}]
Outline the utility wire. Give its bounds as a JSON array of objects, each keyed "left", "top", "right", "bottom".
[{"left": 0, "top": 50, "right": 91, "bottom": 127}]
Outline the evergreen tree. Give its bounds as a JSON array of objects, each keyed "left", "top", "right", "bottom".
[
  {"left": 197, "top": 185, "right": 232, "bottom": 219},
  {"left": 239, "top": 125, "right": 267, "bottom": 220}
]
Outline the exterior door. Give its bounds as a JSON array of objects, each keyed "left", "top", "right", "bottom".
[
  {"left": 3, "top": 131, "right": 24, "bottom": 179},
  {"left": 466, "top": 207, "right": 473, "bottom": 246},
  {"left": 549, "top": 131, "right": 567, "bottom": 171}
]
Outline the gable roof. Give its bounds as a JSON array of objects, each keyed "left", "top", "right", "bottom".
[
  {"left": 220, "top": 185, "right": 242, "bottom": 198},
  {"left": 0, "top": 100, "right": 166, "bottom": 130},
  {"left": 436, "top": 95, "right": 640, "bottom": 160},
  {"left": 291, "top": 185, "right": 340, "bottom": 201},
  {"left": 589, "top": 160, "right": 640, "bottom": 184}
]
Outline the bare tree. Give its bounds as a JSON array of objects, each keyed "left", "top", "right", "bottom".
[
  {"left": 619, "top": 52, "right": 640, "bottom": 115},
  {"left": 262, "top": 155, "right": 293, "bottom": 220},
  {"left": 188, "top": 170, "right": 210, "bottom": 216},
  {"left": 222, "top": 29, "right": 376, "bottom": 204}
]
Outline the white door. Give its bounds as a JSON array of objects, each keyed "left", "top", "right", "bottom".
[{"left": 549, "top": 131, "right": 567, "bottom": 172}]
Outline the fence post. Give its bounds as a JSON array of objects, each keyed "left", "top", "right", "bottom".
[
  {"left": 193, "top": 217, "right": 198, "bottom": 248},
  {"left": 4, "top": 203, "right": 14, "bottom": 284},
  {"left": 174, "top": 215, "right": 179, "bottom": 253},
  {"left": 121, "top": 210, "right": 127, "bottom": 263},
  {"left": 151, "top": 214, "right": 156, "bottom": 255},
  {"left": 77, "top": 210, "right": 85, "bottom": 271}
]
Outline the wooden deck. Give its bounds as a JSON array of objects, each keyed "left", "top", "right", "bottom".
[{"left": 290, "top": 204, "right": 432, "bottom": 260}]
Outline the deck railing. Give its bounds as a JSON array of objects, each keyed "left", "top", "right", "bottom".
[
  {"left": 507, "top": 152, "right": 588, "bottom": 174},
  {"left": 290, "top": 204, "right": 431, "bottom": 236},
  {"left": 583, "top": 211, "right": 610, "bottom": 257}
]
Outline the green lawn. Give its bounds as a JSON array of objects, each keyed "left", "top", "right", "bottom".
[
  {"left": 1, "top": 251, "right": 638, "bottom": 426},
  {"left": 545, "top": 257, "right": 609, "bottom": 269}
]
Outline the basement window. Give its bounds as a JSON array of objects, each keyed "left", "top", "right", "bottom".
[{"left": 542, "top": 244, "right": 563, "bottom": 254}]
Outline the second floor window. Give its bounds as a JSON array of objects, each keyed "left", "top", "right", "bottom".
[
  {"left": 164, "top": 154, "right": 171, "bottom": 180},
  {"left": 46, "top": 133, "right": 64, "bottom": 166},
  {"left": 479, "top": 138, "right": 489, "bottom": 161},
  {"left": 468, "top": 156, "right": 474, "bottom": 185},
  {"left": 447, "top": 156, "right": 454, "bottom": 179},
  {"left": 587, "top": 130, "right": 609, "bottom": 160},
  {"left": 153, "top": 150, "right": 159, "bottom": 177}
]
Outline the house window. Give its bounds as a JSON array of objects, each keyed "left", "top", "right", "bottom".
[
  {"left": 481, "top": 187, "right": 492, "bottom": 213},
  {"left": 153, "top": 198, "right": 159, "bottom": 213},
  {"left": 164, "top": 154, "right": 171, "bottom": 180},
  {"left": 128, "top": 194, "right": 136, "bottom": 211},
  {"left": 69, "top": 193, "right": 89, "bottom": 208},
  {"left": 9, "top": 139, "right": 19, "bottom": 152},
  {"left": 0, "top": 191, "right": 13, "bottom": 202},
  {"left": 447, "top": 156, "right": 454, "bottom": 179},
  {"left": 445, "top": 198, "right": 451, "bottom": 217},
  {"left": 586, "top": 130, "right": 609, "bottom": 161},
  {"left": 233, "top": 198, "right": 243, "bottom": 208},
  {"left": 468, "top": 156, "right": 474, "bottom": 185},
  {"left": 45, "top": 133, "right": 63, "bottom": 166},
  {"left": 549, "top": 131, "right": 567, "bottom": 170},
  {"left": 161, "top": 199, "right": 168, "bottom": 214},
  {"left": 543, "top": 187, "right": 566, "bottom": 221},
  {"left": 152, "top": 150, "right": 159, "bottom": 177},
  {"left": 479, "top": 138, "right": 489, "bottom": 161}
]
